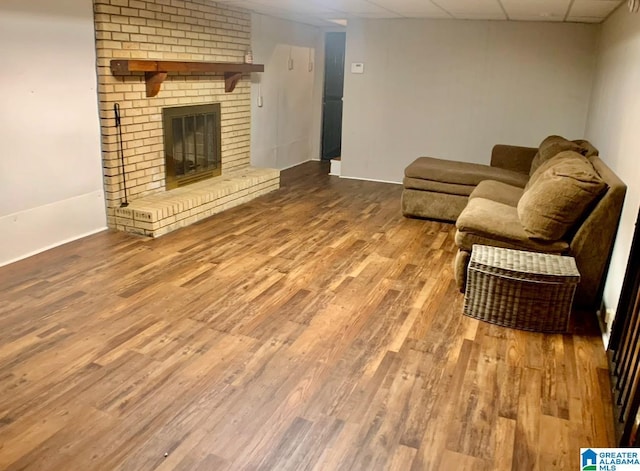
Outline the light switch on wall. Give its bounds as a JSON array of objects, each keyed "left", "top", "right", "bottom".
[{"left": 351, "top": 62, "right": 364, "bottom": 74}]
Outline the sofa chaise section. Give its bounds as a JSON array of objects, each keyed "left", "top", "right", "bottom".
[{"left": 402, "top": 146, "right": 535, "bottom": 221}]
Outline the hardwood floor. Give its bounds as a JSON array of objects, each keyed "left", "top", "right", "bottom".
[{"left": 0, "top": 162, "right": 615, "bottom": 470}]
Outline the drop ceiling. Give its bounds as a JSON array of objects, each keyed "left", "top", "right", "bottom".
[{"left": 214, "top": 0, "right": 623, "bottom": 26}]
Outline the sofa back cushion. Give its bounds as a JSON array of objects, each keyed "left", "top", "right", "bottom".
[
  {"left": 526, "top": 149, "right": 583, "bottom": 191},
  {"left": 518, "top": 152, "right": 608, "bottom": 240},
  {"left": 573, "top": 139, "right": 599, "bottom": 158},
  {"left": 529, "top": 135, "right": 586, "bottom": 176}
]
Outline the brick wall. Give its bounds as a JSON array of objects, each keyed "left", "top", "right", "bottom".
[{"left": 93, "top": 0, "right": 252, "bottom": 228}]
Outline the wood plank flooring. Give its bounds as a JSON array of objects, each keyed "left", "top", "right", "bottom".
[{"left": 0, "top": 162, "right": 616, "bottom": 470}]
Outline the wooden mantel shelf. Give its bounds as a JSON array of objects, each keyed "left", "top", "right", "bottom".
[{"left": 110, "top": 59, "right": 264, "bottom": 97}]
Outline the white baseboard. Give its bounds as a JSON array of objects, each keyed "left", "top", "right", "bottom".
[
  {"left": 339, "top": 175, "right": 402, "bottom": 185},
  {"left": 0, "top": 190, "right": 107, "bottom": 267},
  {"left": 279, "top": 159, "right": 315, "bottom": 171}
]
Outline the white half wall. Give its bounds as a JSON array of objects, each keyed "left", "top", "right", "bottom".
[
  {"left": 341, "top": 19, "right": 598, "bottom": 183},
  {"left": 585, "top": 5, "right": 640, "bottom": 336},
  {"left": 250, "top": 13, "right": 324, "bottom": 170},
  {"left": 0, "top": 0, "right": 106, "bottom": 266}
]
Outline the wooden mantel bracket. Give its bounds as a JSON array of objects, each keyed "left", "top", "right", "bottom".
[
  {"left": 145, "top": 72, "right": 168, "bottom": 98},
  {"left": 110, "top": 59, "right": 264, "bottom": 97},
  {"left": 224, "top": 72, "right": 242, "bottom": 93}
]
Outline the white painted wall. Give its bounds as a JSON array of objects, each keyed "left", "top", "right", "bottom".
[
  {"left": 585, "top": 5, "right": 640, "bottom": 340},
  {"left": 341, "top": 19, "right": 598, "bottom": 183},
  {"left": 250, "top": 13, "right": 324, "bottom": 170},
  {"left": 0, "top": 0, "right": 106, "bottom": 266}
]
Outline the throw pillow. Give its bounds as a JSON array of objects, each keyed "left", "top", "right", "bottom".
[
  {"left": 518, "top": 153, "right": 608, "bottom": 240},
  {"left": 529, "top": 135, "right": 585, "bottom": 176}
]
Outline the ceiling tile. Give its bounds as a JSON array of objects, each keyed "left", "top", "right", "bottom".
[
  {"left": 501, "top": 0, "right": 571, "bottom": 20},
  {"left": 236, "top": 0, "right": 338, "bottom": 26},
  {"left": 391, "top": 10, "right": 453, "bottom": 18},
  {"left": 308, "top": 0, "right": 392, "bottom": 14},
  {"left": 354, "top": 11, "right": 404, "bottom": 17},
  {"left": 434, "top": 0, "right": 506, "bottom": 17},
  {"left": 565, "top": 15, "right": 606, "bottom": 22},
  {"left": 568, "top": 0, "right": 621, "bottom": 18},
  {"left": 505, "top": 14, "right": 565, "bottom": 21},
  {"left": 451, "top": 13, "right": 508, "bottom": 19},
  {"left": 371, "top": 0, "right": 452, "bottom": 17},
  {"left": 249, "top": 0, "right": 338, "bottom": 14}
]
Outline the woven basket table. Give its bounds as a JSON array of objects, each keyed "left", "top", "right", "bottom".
[{"left": 463, "top": 245, "right": 580, "bottom": 332}]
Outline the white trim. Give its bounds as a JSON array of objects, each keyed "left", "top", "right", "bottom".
[
  {"left": 339, "top": 175, "right": 402, "bottom": 185},
  {"left": 0, "top": 226, "right": 108, "bottom": 268},
  {"left": 0, "top": 190, "right": 107, "bottom": 267},
  {"left": 278, "top": 159, "right": 316, "bottom": 171},
  {"left": 329, "top": 158, "right": 341, "bottom": 176}
]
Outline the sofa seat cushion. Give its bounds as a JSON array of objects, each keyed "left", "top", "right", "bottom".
[
  {"left": 402, "top": 188, "right": 467, "bottom": 221},
  {"left": 468, "top": 180, "right": 524, "bottom": 207},
  {"left": 518, "top": 153, "right": 608, "bottom": 240},
  {"left": 403, "top": 177, "right": 474, "bottom": 196},
  {"left": 405, "top": 157, "right": 529, "bottom": 188},
  {"left": 455, "top": 198, "right": 569, "bottom": 253}
]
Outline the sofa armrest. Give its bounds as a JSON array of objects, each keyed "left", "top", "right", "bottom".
[{"left": 490, "top": 145, "right": 537, "bottom": 175}]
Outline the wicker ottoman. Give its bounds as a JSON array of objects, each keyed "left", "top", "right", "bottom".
[{"left": 463, "top": 245, "right": 580, "bottom": 332}]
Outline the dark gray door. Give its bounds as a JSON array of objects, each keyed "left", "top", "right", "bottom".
[{"left": 321, "top": 32, "right": 346, "bottom": 160}]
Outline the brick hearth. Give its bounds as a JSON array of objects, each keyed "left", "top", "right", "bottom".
[{"left": 114, "top": 167, "right": 279, "bottom": 237}]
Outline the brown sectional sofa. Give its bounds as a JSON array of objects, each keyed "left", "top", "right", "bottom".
[{"left": 402, "top": 137, "right": 626, "bottom": 310}]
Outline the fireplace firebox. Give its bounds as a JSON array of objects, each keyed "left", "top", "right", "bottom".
[{"left": 163, "top": 103, "right": 222, "bottom": 190}]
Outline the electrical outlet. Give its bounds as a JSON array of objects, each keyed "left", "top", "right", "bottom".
[{"left": 605, "top": 308, "right": 615, "bottom": 326}]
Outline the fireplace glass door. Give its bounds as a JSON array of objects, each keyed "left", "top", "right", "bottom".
[{"left": 163, "top": 103, "right": 221, "bottom": 189}]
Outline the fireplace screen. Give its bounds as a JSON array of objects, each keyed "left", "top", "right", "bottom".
[{"left": 163, "top": 103, "right": 221, "bottom": 189}]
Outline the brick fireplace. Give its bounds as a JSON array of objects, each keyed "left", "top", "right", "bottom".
[{"left": 93, "top": 0, "right": 279, "bottom": 237}]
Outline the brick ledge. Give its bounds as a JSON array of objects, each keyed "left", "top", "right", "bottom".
[{"left": 114, "top": 166, "right": 280, "bottom": 237}]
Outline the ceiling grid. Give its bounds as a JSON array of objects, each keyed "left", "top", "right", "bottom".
[{"left": 213, "top": 0, "right": 623, "bottom": 26}]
